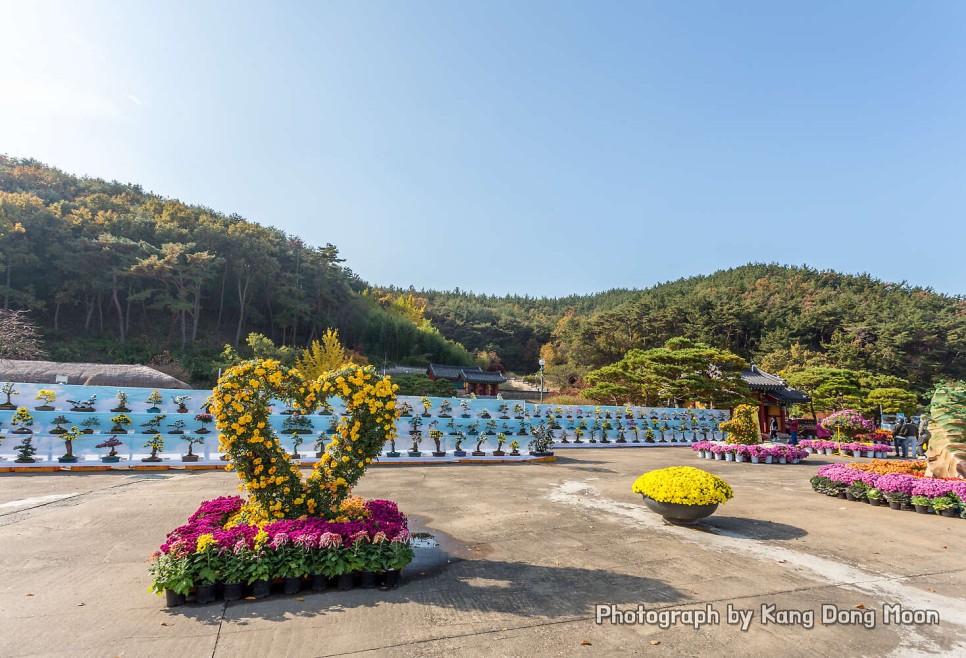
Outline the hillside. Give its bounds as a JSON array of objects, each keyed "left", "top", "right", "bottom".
[{"left": 0, "top": 155, "right": 475, "bottom": 384}]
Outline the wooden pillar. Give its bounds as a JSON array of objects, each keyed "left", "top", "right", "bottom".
[{"left": 757, "top": 394, "right": 767, "bottom": 433}]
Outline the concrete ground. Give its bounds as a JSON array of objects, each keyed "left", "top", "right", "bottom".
[{"left": 1, "top": 449, "right": 964, "bottom": 657}]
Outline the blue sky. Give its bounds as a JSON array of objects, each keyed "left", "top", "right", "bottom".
[{"left": 2, "top": 1, "right": 965, "bottom": 296}]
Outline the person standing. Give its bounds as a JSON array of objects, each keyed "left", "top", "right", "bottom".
[
  {"left": 918, "top": 418, "right": 930, "bottom": 457},
  {"left": 901, "top": 418, "right": 919, "bottom": 459},
  {"left": 892, "top": 417, "right": 905, "bottom": 457},
  {"left": 769, "top": 417, "right": 779, "bottom": 442},
  {"left": 788, "top": 417, "right": 800, "bottom": 446}
]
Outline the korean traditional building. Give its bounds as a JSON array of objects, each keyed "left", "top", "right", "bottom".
[
  {"left": 740, "top": 364, "right": 810, "bottom": 433},
  {"left": 426, "top": 364, "right": 506, "bottom": 397}
]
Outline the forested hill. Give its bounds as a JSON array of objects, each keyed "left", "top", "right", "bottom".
[
  {"left": 420, "top": 265, "right": 966, "bottom": 391},
  {"left": 0, "top": 155, "right": 475, "bottom": 383}
]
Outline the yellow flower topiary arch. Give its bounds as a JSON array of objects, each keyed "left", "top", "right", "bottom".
[{"left": 210, "top": 359, "right": 398, "bottom": 522}]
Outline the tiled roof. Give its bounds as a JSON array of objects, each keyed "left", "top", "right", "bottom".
[
  {"left": 741, "top": 364, "right": 810, "bottom": 404},
  {"left": 428, "top": 364, "right": 506, "bottom": 384}
]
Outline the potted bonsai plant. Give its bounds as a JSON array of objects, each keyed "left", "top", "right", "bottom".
[
  {"left": 484, "top": 419, "right": 497, "bottom": 436},
  {"left": 438, "top": 400, "right": 453, "bottom": 418},
  {"left": 493, "top": 432, "right": 507, "bottom": 457},
  {"left": 111, "top": 390, "right": 131, "bottom": 413},
  {"left": 49, "top": 414, "right": 70, "bottom": 435},
  {"left": 452, "top": 430, "right": 467, "bottom": 457},
  {"left": 14, "top": 435, "right": 38, "bottom": 463},
  {"left": 513, "top": 402, "right": 525, "bottom": 419},
  {"left": 180, "top": 434, "right": 206, "bottom": 462},
  {"left": 142, "top": 435, "right": 164, "bottom": 462},
  {"left": 498, "top": 401, "right": 510, "bottom": 419},
  {"left": 194, "top": 412, "right": 213, "bottom": 434},
  {"left": 574, "top": 427, "right": 585, "bottom": 443},
  {"left": 145, "top": 390, "right": 164, "bottom": 413},
  {"left": 171, "top": 395, "right": 192, "bottom": 414},
  {"left": 34, "top": 389, "right": 56, "bottom": 411},
  {"left": 558, "top": 429, "right": 570, "bottom": 443},
  {"left": 80, "top": 416, "right": 101, "bottom": 434},
  {"left": 466, "top": 420, "right": 479, "bottom": 436},
  {"left": 420, "top": 396, "right": 433, "bottom": 417},
  {"left": 140, "top": 415, "right": 166, "bottom": 434},
  {"left": 58, "top": 426, "right": 81, "bottom": 463},
  {"left": 290, "top": 434, "right": 305, "bottom": 459},
  {"left": 0, "top": 382, "right": 19, "bottom": 410},
  {"left": 430, "top": 429, "right": 445, "bottom": 457},
  {"left": 385, "top": 433, "right": 400, "bottom": 458},
  {"left": 397, "top": 401, "right": 413, "bottom": 418},
  {"left": 509, "top": 439, "right": 520, "bottom": 456},
  {"left": 10, "top": 407, "right": 34, "bottom": 434},
  {"left": 282, "top": 413, "right": 313, "bottom": 434},
  {"left": 529, "top": 424, "right": 555, "bottom": 457},
  {"left": 600, "top": 419, "right": 613, "bottom": 443},
  {"left": 459, "top": 400, "right": 471, "bottom": 418},
  {"left": 109, "top": 413, "right": 132, "bottom": 433},
  {"left": 96, "top": 436, "right": 124, "bottom": 463},
  {"left": 479, "top": 407, "right": 492, "bottom": 420},
  {"left": 472, "top": 434, "right": 487, "bottom": 456},
  {"left": 67, "top": 395, "right": 97, "bottom": 413},
  {"left": 408, "top": 429, "right": 422, "bottom": 457},
  {"left": 168, "top": 419, "right": 187, "bottom": 434}
]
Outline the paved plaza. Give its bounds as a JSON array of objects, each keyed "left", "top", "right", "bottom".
[{"left": 1, "top": 449, "right": 964, "bottom": 657}]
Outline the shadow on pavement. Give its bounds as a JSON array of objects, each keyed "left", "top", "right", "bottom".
[{"left": 701, "top": 516, "right": 808, "bottom": 541}]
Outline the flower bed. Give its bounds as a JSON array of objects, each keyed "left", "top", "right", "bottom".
[
  {"left": 809, "top": 461, "right": 966, "bottom": 518},
  {"left": 799, "top": 440, "right": 892, "bottom": 458},
  {"left": 691, "top": 441, "right": 808, "bottom": 464},
  {"left": 150, "top": 495, "right": 414, "bottom": 604}
]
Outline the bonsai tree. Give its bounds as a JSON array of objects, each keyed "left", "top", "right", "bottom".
[
  {"left": 385, "top": 431, "right": 400, "bottom": 457},
  {"left": 420, "top": 396, "right": 432, "bottom": 417},
  {"left": 397, "top": 401, "right": 414, "bottom": 417},
  {"left": 290, "top": 434, "right": 304, "bottom": 459},
  {"left": 631, "top": 426, "right": 640, "bottom": 443},
  {"left": 473, "top": 433, "right": 487, "bottom": 456},
  {"left": 145, "top": 390, "right": 164, "bottom": 413},
  {"left": 659, "top": 422, "right": 670, "bottom": 442},
  {"left": 14, "top": 435, "right": 37, "bottom": 463},
  {"left": 67, "top": 395, "right": 97, "bottom": 412},
  {"left": 58, "top": 426, "right": 81, "bottom": 463},
  {"left": 498, "top": 402, "right": 510, "bottom": 419},
  {"left": 34, "top": 389, "right": 56, "bottom": 411},
  {"left": 111, "top": 390, "right": 131, "bottom": 412},
  {"left": 96, "top": 436, "right": 124, "bottom": 462},
  {"left": 171, "top": 395, "right": 192, "bottom": 413},
  {"left": 589, "top": 420, "right": 600, "bottom": 443},
  {"left": 408, "top": 429, "right": 422, "bottom": 456},
  {"left": 143, "top": 435, "right": 164, "bottom": 461},
  {"left": 429, "top": 429, "right": 445, "bottom": 456},
  {"left": 513, "top": 402, "right": 525, "bottom": 419},
  {"left": 517, "top": 418, "right": 529, "bottom": 435},
  {"left": 10, "top": 407, "right": 34, "bottom": 433},
  {"left": 616, "top": 426, "right": 627, "bottom": 443},
  {"left": 509, "top": 439, "right": 520, "bottom": 456},
  {"left": 438, "top": 400, "right": 453, "bottom": 417},
  {"left": 282, "top": 413, "right": 314, "bottom": 434},
  {"left": 80, "top": 416, "right": 101, "bottom": 434},
  {"left": 529, "top": 424, "right": 555, "bottom": 455},
  {"left": 194, "top": 413, "right": 213, "bottom": 434},
  {"left": 493, "top": 432, "right": 508, "bottom": 456},
  {"left": 558, "top": 429, "right": 570, "bottom": 443},
  {"left": 459, "top": 400, "right": 471, "bottom": 417},
  {"left": 574, "top": 427, "right": 585, "bottom": 443},
  {"left": 453, "top": 430, "right": 467, "bottom": 455},
  {"left": 180, "top": 432, "right": 206, "bottom": 461},
  {"left": 484, "top": 419, "right": 497, "bottom": 435},
  {"left": 109, "top": 414, "right": 132, "bottom": 433},
  {"left": 466, "top": 420, "right": 479, "bottom": 436},
  {"left": 645, "top": 427, "right": 655, "bottom": 443},
  {"left": 140, "top": 414, "right": 167, "bottom": 434},
  {"left": 49, "top": 415, "right": 70, "bottom": 434},
  {"left": 167, "top": 419, "right": 187, "bottom": 434},
  {"left": 0, "top": 382, "right": 19, "bottom": 410}
]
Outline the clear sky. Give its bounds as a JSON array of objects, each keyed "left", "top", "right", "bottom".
[{"left": 2, "top": 1, "right": 965, "bottom": 296}]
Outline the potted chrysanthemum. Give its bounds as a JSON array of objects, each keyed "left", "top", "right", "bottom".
[{"left": 632, "top": 466, "right": 733, "bottom": 525}]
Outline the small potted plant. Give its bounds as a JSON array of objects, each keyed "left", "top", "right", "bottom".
[
  {"left": 633, "top": 466, "right": 733, "bottom": 525},
  {"left": 589, "top": 420, "right": 600, "bottom": 443},
  {"left": 14, "top": 435, "right": 37, "bottom": 463},
  {"left": 574, "top": 427, "right": 585, "bottom": 443},
  {"left": 452, "top": 431, "right": 467, "bottom": 457},
  {"left": 459, "top": 400, "right": 471, "bottom": 418},
  {"left": 80, "top": 416, "right": 101, "bottom": 434},
  {"left": 438, "top": 400, "right": 453, "bottom": 417},
  {"left": 430, "top": 429, "right": 445, "bottom": 457},
  {"left": 180, "top": 434, "right": 206, "bottom": 462},
  {"left": 167, "top": 419, "right": 187, "bottom": 434},
  {"left": 48, "top": 414, "right": 71, "bottom": 435},
  {"left": 497, "top": 402, "right": 510, "bottom": 419},
  {"left": 472, "top": 434, "right": 487, "bottom": 456},
  {"left": 0, "top": 382, "right": 19, "bottom": 410},
  {"left": 466, "top": 420, "right": 479, "bottom": 436},
  {"left": 517, "top": 419, "right": 529, "bottom": 436},
  {"left": 601, "top": 419, "right": 613, "bottom": 443},
  {"left": 631, "top": 426, "right": 640, "bottom": 443},
  {"left": 34, "top": 389, "right": 57, "bottom": 411},
  {"left": 67, "top": 395, "right": 97, "bottom": 413},
  {"left": 282, "top": 413, "right": 314, "bottom": 434},
  {"left": 171, "top": 395, "right": 192, "bottom": 413},
  {"left": 513, "top": 402, "right": 525, "bottom": 419},
  {"left": 397, "top": 401, "right": 413, "bottom": 418},
  {"left": 58, "top": 426, "right": 81, "bottom": 463},
  {"left": 385, "top": 433, "right": 400, "bottom": 458},
  {"left": 484, "top": 419, "right": 497, "bottom": 436},
  {"left": 290, "top": 434, "right": 305, "bottom": 459},
  {"left": 408, "top": 430, "right": 422, "bottom": 457},
  {"left": 109, "top": 414, "right": 132, "bottom": 433},
  {"left": 529, "top": 424, "right": 555, "bottom": 456},
  {"left": 558, "top": 429, "right": 570, "bottom": 443},
  {"left": 509, "top": 439, "right": 520, "bottom": 456},
  {"left": 420, "top": 396, "right": 433, "bottom": 417},
  {"left": 10, "top": 407, "right": 34, "bottom": 434},
  {"left": 194, "top": 413, "right": 213, "bottom": 433},
  {"left": 141, "top": 415, "right": 166, "bottom": 434},
  {"left": 96, "top": 436, "right": 124, "bottom": 463},
  {"left": 111, "top": 390, "right": 131, "bottom": 413},
  {"left": 145, "top": 390, "right": 164, "bottom": 413},
  {"left": 142, "top": 435, "right": 164, "bottom": 462},
  {"left": 493, "top": 432, "right": 507, "bottom": 457},
  {"left": 479, "top": 407, "right": 492, "bottom": 420}
]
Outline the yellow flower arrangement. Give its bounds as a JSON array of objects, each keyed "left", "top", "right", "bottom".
[
  {"left": 720, "top": 404, "right": 761, "bottom": 445},
  {"left": 632, "top": 466, "right": 734, "bottom": 506}
]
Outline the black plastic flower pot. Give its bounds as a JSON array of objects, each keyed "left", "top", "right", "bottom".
[
  {"left": 195, "top": 583, "right": 217, "bottom": 604},
  {"left": 888, "top": 501, "right": 902, "bottom": 510},
  {"left": 914, "top": 505, "right": 932, "bottom": 514},
  {"left": 869, "top": 498, "right": 882, "bottom": 507},
  {"left": 336, "top": 573, "right": 354, "bottom": 591},
  {"left": 283, "top": 577, "right": 302, "bottom": 595},
  {"left": 940, "top": 508, "right": 960, "bottom": 518},
  {"left": 251, "top": 579, "right": 271, "bottom": 599},
  {"left": 222, "top": 582, "right": 244, "bottom": 601},
  {"left": 432, "top": 452, "right": 446, "bottom": 457},
  {"left": 310, "top": 574, "right": 327, "bottom": 591},
  {"left": 359, "top": 571, "right": 377, "bottom": 589},
  {"left": 165, "top": 589, "right": 186, "bottom": 607},
  {"left": 383, "top": 569, "right": 401, "bottom": 589}
]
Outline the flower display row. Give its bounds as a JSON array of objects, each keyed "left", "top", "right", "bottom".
[
  {"left": 149, "top": 495, "right": 415, "bottom": 605},
  {"left": 691, "top": 441, "right": 809, "bottom": 464},
  {"left": 809, "top": 462, "right": 966, "bottom": 518},
  {"left": 799, "top": 440, "right": 893, "bottom": 458}
]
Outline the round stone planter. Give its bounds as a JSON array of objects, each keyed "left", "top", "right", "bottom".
[{"left": 640, "top": 496, "right": 719, "bottom": 525}]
